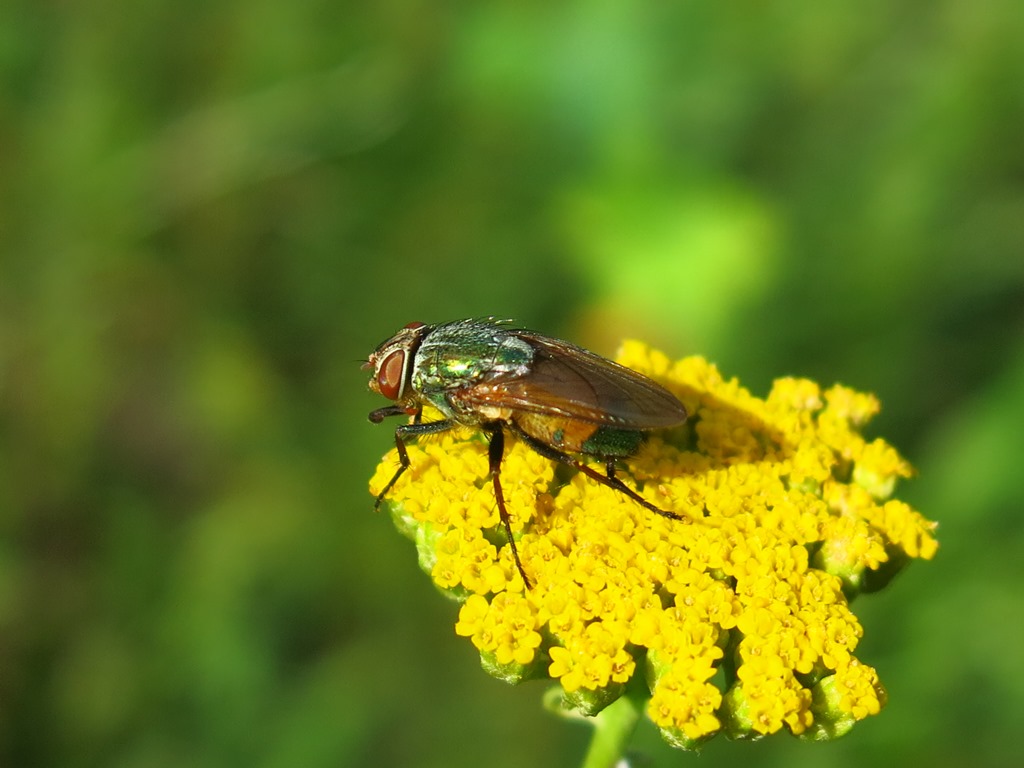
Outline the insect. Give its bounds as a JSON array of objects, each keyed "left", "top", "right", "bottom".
[{"left": 365, "top": 319, "right": 688, "bottom": 587}]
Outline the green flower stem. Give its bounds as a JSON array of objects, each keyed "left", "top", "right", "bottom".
[{"left": 580, "top": 687, "right": 645, "bottom": 768}]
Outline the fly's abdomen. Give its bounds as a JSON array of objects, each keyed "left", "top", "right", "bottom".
[
  {"left": 514, "top": 412, "right": 644, "bottom": 459},
  {"left": 580, "top": 426, "right": 645, "bottom": 459}
]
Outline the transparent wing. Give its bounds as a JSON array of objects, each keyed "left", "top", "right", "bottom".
[{"left": 454, "top": 333, "right": 686, "bottom": 429}]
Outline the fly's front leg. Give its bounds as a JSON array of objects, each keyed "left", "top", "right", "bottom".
[
  {"left": 372, "top": 412, "right": 455, "bottom": 511},
  {"left": 368, "top": 404, "right": 411, "bottom": 424}
]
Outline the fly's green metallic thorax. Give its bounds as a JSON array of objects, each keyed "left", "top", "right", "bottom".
[{"left": 411, "top": 320, "right": 533, "bottom": 418}]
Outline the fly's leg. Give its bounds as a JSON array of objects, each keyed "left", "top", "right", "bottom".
[
  {"left": 370, "top": 407, "right": 454, "bottom": 511},
  {"left": 599, "top": 460, "right": 683, "bottom": 520},
  {"left": 512, "top": 427, "right": 685, "bottom": 522},
  {"left": 486, "top": 425, "right": 532, "bottom": 589}
]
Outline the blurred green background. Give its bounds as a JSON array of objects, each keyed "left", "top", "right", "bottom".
[{"left": 2, "top": 1, "right": 1022, "bottom": 766}]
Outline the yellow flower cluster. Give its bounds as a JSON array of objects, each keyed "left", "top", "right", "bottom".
[{"left": 368, "top": 343, "right": 938, "bottom": 748}]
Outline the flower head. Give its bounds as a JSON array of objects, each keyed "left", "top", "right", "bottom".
[{"left": 368, "top": 342, "right": 937, "bottom": 749}]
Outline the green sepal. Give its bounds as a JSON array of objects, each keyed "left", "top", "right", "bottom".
[
  {"left": 384, "top": 498, "right": 419, "bottom": 541},
  {"left": 553, "top": 682, "right": 627, "bottom": 718},
  {"left": 478, "top": 648, "right": 548, "bottom": 685},
  {"left": 796, "top": 674, "right": 856, "bottom": 742},
  {"left": 655, "top": 724, "right": 706, "bottom": 752},
  {"left": 852, "top": 463, "right": 898, "bottom": 500},
  {"left": 719, "top": 683, "right": 764, "bottom": 741},
  {"left": 859, "top": 546, "right": 911, "bottom": 593},
  {"left": 812, "top": 538, "right": 867, "bottom": 598}
]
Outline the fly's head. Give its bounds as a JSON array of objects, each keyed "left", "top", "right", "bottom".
[{"left": 364, "top": 321, "right": 431, "bottom": 407}]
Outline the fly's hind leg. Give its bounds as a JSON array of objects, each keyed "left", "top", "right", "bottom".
[
  {"left": 511, "top": 427, "right": 685, "bottom": 522},
  {"left": 599, "top": 459, "right": 683, "bottom": 521}
]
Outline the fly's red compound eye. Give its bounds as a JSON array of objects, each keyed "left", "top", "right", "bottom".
[
  {"left": 377, "top": 349, "right": 406, "bottom": 401},
  {"left": 404, "top": 321, "right": 426, "bottom": 330}
]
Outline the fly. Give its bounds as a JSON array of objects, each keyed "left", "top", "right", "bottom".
[{"left": 364, "top": 319, "right": 688, "bottom": 587}]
